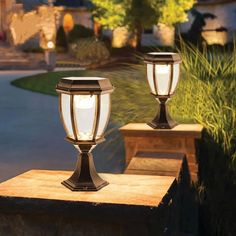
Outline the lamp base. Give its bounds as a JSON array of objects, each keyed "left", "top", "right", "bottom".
[
  {"left": 62, "top": 178, "right": 108, "bottom": 191},
  {"left": 62, "top": 145, "right": 109, "bottom": 191},
  {"left": 148, "top": 120, "right": 177, "bottom": 129},
  {"left": 148, "top": 97, "right": 177, "bottom": 129}
]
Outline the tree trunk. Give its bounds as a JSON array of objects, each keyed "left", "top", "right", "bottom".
[
  {"left": 135, "top": 20, "right": 143, "bottom": 50},
  {"left": 128, "top": 21, "right": 143, "bottom": 50}
]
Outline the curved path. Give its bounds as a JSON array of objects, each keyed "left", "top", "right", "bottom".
[{"left": 0, "top": 70, "right": 124, "bottom": 182}]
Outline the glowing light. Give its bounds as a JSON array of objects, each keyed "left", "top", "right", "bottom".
[
  {"left": 74, "top": 95, "right": 95, "bottom": 109},
  {"left": 156, "top": 65, "right": 170, "bottom": 74},
  {"left": 47, "top": 41, "right": 55, "bottom": 49},
  {"left": 63, "top": 13, "right": 74, "bottom": 33}
]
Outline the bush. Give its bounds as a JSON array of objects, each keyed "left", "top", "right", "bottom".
[
  {"left": 173, "top": 41, "right": 236, "bottom": 235},
  {"left": 56, "top": 25, "right": 94, "bottom": 51},
  {"left": 69, "top": 38, "right": 110, "bottom": 64},
  {"left": 56, "top": 26, "right": 68, "bottom": 50},
  {"left": 67, "top": 25, "right": 94, "bottom": 43}
]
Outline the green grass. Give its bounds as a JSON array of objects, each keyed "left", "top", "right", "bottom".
[
  {"left": 12, "top": 61, "right": 236, "bottom": 154},
  {"left": 11, "top": 42, "right": 236, "bottom": 235}
]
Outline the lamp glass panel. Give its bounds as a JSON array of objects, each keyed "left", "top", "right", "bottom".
[
  {"left": 96, "top": 94, "right": 110, "bottom": 138},
  {"left": 74, "top": 95, "right": 96, "bottom": 140},
  {"left": 146, "top": 63, "right": 156, "bottom": 94},
  {"left": 170, "top": 63, "right": 180, "bottom": 94},
  {"left": 155, "top": 64, "right": 171, "bottom": 95},
  {"left": 61, "top": 94, "right": 74, "bottom": 139}
]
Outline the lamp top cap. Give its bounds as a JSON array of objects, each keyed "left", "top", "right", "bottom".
[
  {"left": 144, "top": 52, "right": 182, "bottom": 64},
  {"left": 56, "top": 77, "right": 114, "bottom": 94}
]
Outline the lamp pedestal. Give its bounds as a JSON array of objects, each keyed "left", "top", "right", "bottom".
[
  {"left": 62, "top": 145, "right": 108, "bottom": 191},
  {"left": 148, "top": 97, "right": 177, "bottom": 129}
]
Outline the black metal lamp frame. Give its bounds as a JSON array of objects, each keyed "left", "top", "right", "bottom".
[
  {"left": 56, "top": 78, "right": 113, "bottom": 191},
  {"left": 144, "top": 53, "right": 182, "bottom": 129},
  {"left": 62, "top": 144, "right": 108, "bottom": 191},
  {"left": 148, "top": 97, "right": 177, "bottom": 129}
]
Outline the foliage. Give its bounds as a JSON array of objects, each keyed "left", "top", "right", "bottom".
[
  {"left": 92, "top": 0, "right": 156, "bottom": 29},
  {"left": 176, "top": 41, "right": 236, "bottom": 235},
  {"left": 11, "top": 42, "right": 236, "bottom": 160},
  {"left": 69, "top": 38, "right": 110, "bottom": 64},
  {"left": 56, "top": 26, "right": 68, "bottom": 50},
  {"left": 67, "top": 24, "right": 94, "bottom": 43},
  {"left": 158, "top": 0, "right": 196, "bottom": 26},
  {"left": 56, "top": 25, "right": 94, "bottom": 51},
  {"left": 92, "top": 0, "right": 127, "bottom": 30},
  {"left": 178, "top": 41, "right": 236, "bottom": 154},
  {"left": 92, "top": 0, "right": 195, "bottom": 48},
  {"left": 92, "top": 0, "right": 157, "bottom": 48},
  {"left": 12, "top": 41, "right": 236, "bottom": 234}
]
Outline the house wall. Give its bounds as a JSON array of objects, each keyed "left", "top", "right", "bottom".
[
  {"left": 0, "top": 0, "right": 14, "bottom": 32},
  {"left": 0, "top": 0, "right": 23, "bottom": 39},
  {"left": 179, "top": 1, "right": 236, "bottom": 45}
]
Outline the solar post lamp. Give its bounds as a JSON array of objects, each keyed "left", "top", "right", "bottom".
[
  {"left": 144, "top": 52, "right": 182, "bottom": 129},
  {"left": 56, "top": 77, "right": 114, "bottom": 191}
]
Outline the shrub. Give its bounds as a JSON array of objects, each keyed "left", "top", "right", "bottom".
[
  {"left": 174, "top": 41, "right": 236, "bottom": 235},
  {"left": 56, "top": 26, "right": 68, "bottom": 50},
  {"left": 56, "top": 25, "right": 94, "bottom": 51},
  {"left": 69, "top": 38, "right": 110, "bottom": 64},
  {"left": 67, "top": 25, "right": 94, "bottom": 43}
]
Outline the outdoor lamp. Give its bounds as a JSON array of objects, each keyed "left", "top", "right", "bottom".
[
  {"left": 144, "top": 52, "right": 182, "bottom": 129},
  {"left": 56, "top": 77, "right": 114, "bottom": 191},
  {"left": 47, "top": 41, "right": 55, "bottom": 49}
]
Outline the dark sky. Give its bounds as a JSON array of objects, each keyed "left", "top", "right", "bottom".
[{"left": 19, "top": 0, "right": 92, "bottom": 11}]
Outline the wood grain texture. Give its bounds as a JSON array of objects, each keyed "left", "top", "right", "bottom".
[{"left": 0, "top": 170, "right": 175, "bottom": 208}]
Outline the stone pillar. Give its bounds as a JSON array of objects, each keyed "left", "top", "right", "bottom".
[
  {"left": 0, "top": 169, "right": 176, "bottom": 235},
  {"left": 120, "top": 123, "right": 203, "bottom": 182}
]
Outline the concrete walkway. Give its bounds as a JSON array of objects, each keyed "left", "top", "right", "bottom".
[{"left": 0, "top": 70, "right": 124, "bottom": 182}]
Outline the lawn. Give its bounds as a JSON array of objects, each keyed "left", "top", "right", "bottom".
[
  {"left": 11, "top": 42, "right": 236, "bottom": 235},
  {"left": 11, "top": 65, "right": 196, "bottom": 126}
]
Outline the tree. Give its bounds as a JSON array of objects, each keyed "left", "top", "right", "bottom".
[
  {"left": 158, "top": 0, "right": 196, "bottom": 27},
  {"left": 92, "top": 0, "right": 157, "bottom": 49},
  {"left": 92, "top": 0, "right": 195, "bottom": 48},
  {"left": 92, "top": 0, "right": 127, "bottom": 30},
  {"left": 126, "top": 0, "right": 157, "bottom": 49},
  {"left": 157, "top": 0, "right": 196, "bottom": 46}
]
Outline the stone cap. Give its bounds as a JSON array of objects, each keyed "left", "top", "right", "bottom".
[
  {"left": 0, "top": 170, "right": 175, "bottom": 209},
  {"left": 120, "top": 123, "right": 203, "bottom": 138}
]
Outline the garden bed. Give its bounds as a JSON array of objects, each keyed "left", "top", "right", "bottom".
[{"left": 11, "top": 43, "right": 236, "bottom": 234}]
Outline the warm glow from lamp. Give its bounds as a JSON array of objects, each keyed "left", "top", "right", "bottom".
[
  {"left": 144, "top": 52, "right": 182, "bottom": 129},
  {"left": 63, "top": 13, "right": 74, "bottom": 33},
  {"left": 56, "top": 77, "right": 114, "bottom": 191},
  {"left": 156, "top": 65, "right": 170, "bottom": 74},
  {"left": 47, "top": 41, "right": 55, "bottom": 49},
  {"left": 74, "top": 95, "right": 95, "bottom": 109}
]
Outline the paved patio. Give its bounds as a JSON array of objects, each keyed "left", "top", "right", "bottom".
[{"left": 0, "top": 70, "right": 124, "bottom": 182}]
